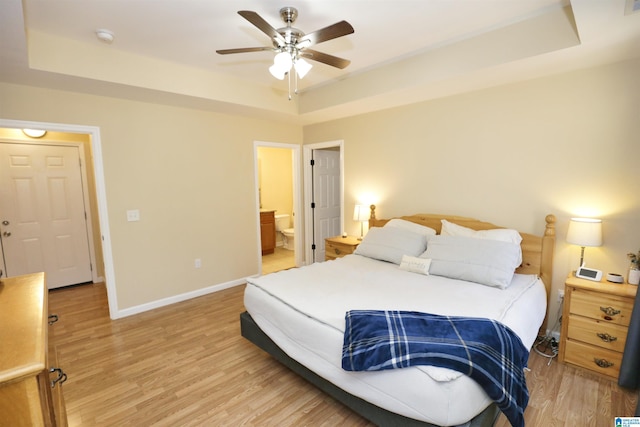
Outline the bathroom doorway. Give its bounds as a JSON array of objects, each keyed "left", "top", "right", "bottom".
[{"left": 254, "top": 141, "right": 302, "bottom": 274}]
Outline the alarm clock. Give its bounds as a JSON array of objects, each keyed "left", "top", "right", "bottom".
[{"left": 576, "top": 265, "right": 603, "bottom": 281}]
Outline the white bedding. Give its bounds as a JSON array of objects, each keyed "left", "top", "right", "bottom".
[{"left": 244, "top": 254, "right": 546, "bottom": 426}]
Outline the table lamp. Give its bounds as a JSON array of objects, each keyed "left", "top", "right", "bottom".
[
  {"left": 566, "top": 217, "right": 602, "bottom": 268},
  {"left": 353, "top": 205, "right": 369, "bottom": 240}
]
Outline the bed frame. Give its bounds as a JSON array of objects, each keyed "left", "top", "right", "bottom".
[{"left": 241, "top": 208, "right": 556, "bottom": 426}]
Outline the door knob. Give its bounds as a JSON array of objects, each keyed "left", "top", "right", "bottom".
[
  {"left": 1, "top": 220, "right": 8, "bottom": 226},
  {"left": 2, "top": 232, "right": 10, "bottom": 237}
]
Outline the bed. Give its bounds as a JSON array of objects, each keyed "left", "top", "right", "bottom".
[{"left": 242, "top": 206, "right": 556, "bottom": 426}]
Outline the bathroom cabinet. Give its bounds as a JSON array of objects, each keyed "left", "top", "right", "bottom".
[{"left": 260, "top": 210, "right": 276, "bottom": 255}]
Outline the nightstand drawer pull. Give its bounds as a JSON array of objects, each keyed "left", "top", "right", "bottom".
[
  {"left": 594, "top": 358, "right": 614, "bottom": 369},
  {"left": 599, "top": 306, "right": 620, "bottom": 317},
  {"left": 596, "top": 332, "right": 618, "bottom": 343},
  {"left": 334, "top": 248, "right": 341, "bottom": 255}
]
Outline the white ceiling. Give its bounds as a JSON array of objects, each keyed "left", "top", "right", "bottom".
[{"left": 1, "top": 0, "right": 640, "bottom": 124}]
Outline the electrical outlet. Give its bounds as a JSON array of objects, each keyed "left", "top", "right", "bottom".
[
  {"left": 557, "top": 290, "right": 564, "bottom": 303},
  {"left": 126, "top": 209, "right": 140, "bottom": 222},
  {"left": 194, "top": 258, "right": 202, "bottom": 269}
]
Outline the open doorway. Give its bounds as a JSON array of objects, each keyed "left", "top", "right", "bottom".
[
  {"left": 0, "top": 119, "right": 117, "bottom": 318},
  {"left": 254, "top": 141, "right": 302, "bottom": 274}
]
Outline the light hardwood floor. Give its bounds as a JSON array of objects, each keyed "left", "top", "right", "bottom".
[{"left": 49, "top": 283, "right": 637, "bottom": 426}]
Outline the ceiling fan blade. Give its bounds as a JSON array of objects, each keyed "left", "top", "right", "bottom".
[
  {"left": 238, "top": 10, "right": 285, "bottom": 45},
  {"left": 216, "top": 47, "right": 273, "bottom": 55},
  {"left": 300, "top": 49, "right": 351, "bottom": 69},
  {"left": 296, "top": 21, "right": 354, "bottom": 49}
]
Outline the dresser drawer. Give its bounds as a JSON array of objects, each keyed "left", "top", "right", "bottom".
[
  {"left": 563, "top": 340, "right": 623, "bottom": 379},
  {"left": 566, "top": 315, "right": 628, "bottom": 353},
  {"left": 569, "top": 288, "right": 633, "bottom": 326}
]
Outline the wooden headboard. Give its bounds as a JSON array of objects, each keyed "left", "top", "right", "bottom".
[{"left": 368, "top": 205, "right": 557, "bottom": 332}]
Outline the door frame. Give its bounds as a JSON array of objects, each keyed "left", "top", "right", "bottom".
[
  {"left": 253, "top": 140, "right": 303, "bottom": 271},
  {"left": 303, "top": 140, "right": 344, "bottom": 264},
  {"left": 0, "top": 119, "right": 117, "bottom": 318},
  {"left": 0, "top": 139, "right": 97, "bottom": 286}
]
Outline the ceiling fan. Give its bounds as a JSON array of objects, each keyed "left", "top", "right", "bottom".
[{"left": 216, "top": 7, "right": 354, "bottom": 96}]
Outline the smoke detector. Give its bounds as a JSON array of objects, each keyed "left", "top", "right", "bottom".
[{"left": 95, "top": 29, "right": 114, "bottom": 44}]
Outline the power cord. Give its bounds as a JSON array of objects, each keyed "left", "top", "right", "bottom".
[{"left": 533, "top": 303, "right": 563, "bottom": 365}]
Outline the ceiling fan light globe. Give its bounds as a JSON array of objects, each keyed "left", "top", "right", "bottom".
[
  {"left": 269, "top": 64, "right": 286, "bottom": 80},
  {"left": 294, "top": 58, "right": 312, "bottom": 79},
  {"left": 273, "top": 51, "right": 293, "bottom": 69}
]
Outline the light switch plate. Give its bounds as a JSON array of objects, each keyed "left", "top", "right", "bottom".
[{"left": 126, "top": 209, "right": 140, "bottom": 222}]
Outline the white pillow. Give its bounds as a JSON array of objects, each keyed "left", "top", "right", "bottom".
[
  {"left": 384, "top": 219, "right": 437, "bottom": 237},
  {"left": 440, "top": 219, "right": 522, "bottom": 244},
  {"left": 422, "top": 235, "right": 521, "bottom": 289},
  {"left": 399, "top": 255, "right": 431, "bottom": 275},
  {"left": 354, "top": 227, "right": 427, "bottom": 265},
  {"left": 440, "top": 219, "right": 523, "bottom": 264}
]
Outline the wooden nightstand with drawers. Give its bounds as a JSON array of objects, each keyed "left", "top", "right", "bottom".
[
  {"left": 559, "top": 274, "right": 637, "bottom": 379},
  {"left": 325, "top": 236, "right": 360, "bottom": 261}
]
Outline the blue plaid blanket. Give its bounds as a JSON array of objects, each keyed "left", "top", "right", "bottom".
[{"left": 342, "top": 310, "right": 530, "bottom": 427}]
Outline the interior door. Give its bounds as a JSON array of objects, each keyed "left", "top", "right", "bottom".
[
  {"left": 311, "top": 149, "right": 341, "bottom": 262},
  {"left": 0, "top": 142, "right": 92, "bottom": 288}
]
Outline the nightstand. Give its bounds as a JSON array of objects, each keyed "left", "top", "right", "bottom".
[
  {"left": 325, "top": 236, "right": 360, "bottom": 261},
  {"left": 559, "top": 274, "right": 637, "bottom": 379}
]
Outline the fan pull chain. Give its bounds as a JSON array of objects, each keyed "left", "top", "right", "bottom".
[{"left": 287, "top": 71, "right": 292, "bottom": 100}]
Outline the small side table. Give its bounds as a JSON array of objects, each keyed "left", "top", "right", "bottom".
[
  {"left": 325, "top": 236, "right": 360, "bottom": 261},
  {"left": 559, "top": 274, "right": 637, "bottom": 379}
]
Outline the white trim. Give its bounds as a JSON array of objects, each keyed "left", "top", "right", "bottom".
[
  {"left": 0, "top": 118, "right": 119, "bottom": 319},
  {"left": 253, "top": 141, "right": 303, "bottom": 270},
  {"left": 303, "top": 140, "right": 344, "bottom": 264},
  {"left": 116, "top": 279, "right": 245, "bottom": 318}
]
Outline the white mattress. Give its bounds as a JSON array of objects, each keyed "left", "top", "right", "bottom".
[{"left": 244, "top": 254, "right": 546, "bottom": 426}]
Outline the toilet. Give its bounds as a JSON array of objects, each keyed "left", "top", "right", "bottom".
[{"left": 275, "top": 214, "right": 295, "bottom": 251}]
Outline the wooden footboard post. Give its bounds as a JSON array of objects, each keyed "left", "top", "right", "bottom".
[{"left": 539, "top": 214, "right": 556, "bottom": 334}]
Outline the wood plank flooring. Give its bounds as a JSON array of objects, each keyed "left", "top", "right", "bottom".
[{"left": 48, "top": 283, "right": 638, "bottom": 426}]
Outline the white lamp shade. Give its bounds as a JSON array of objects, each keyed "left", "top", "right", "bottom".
[
  {"left": 566, "top": 218, "right": 602, "bottom": 247},
  {"left": 274, "top": 51, "right": 292, "bottom": 69},
  {"left": 269, "top": 64, "right": 287, "bottom": 80},
  {"left": 294, "top": 58, "right": 312, "bottom": 79},
  {"left": 353, "top": 205, "right": 369, "bottom": 222},
  {"left": 269, "top": 51, "right": 293, "bottom": 80}
]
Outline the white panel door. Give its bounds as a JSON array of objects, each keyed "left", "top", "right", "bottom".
[
  {"left": 312, "top": 149, "right": 341, "bottom": 262},
  {"left": 0, "top": 142, "right": 92, "bottom": 288}
]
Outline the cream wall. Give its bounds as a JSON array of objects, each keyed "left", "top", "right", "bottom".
[
  {"left": 0, "top": 82, "right": 301, "bottom": 312},
  {"left": 303, "top": 58, "right": 640, "bottom": 330}
]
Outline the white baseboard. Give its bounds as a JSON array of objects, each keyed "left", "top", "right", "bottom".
[{"left": 114, "top": 278, "right": 246, "bottom": 319}]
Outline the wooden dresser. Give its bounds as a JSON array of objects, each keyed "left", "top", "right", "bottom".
[
  {"left": 559, "top": 274, "right": 637, "bottom": 379},
  {"left": 0, "top": 272, "right": 67, "bottom": 426},
  {"left": 325, "top": 236, "right": 360, "bottom": 261}
]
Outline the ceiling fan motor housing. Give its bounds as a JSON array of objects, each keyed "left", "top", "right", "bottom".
[
  {"left": 279, "top": 7, "right": 298, "bottom": 24},
  {"left": 275, "top": 7, "right": 304, "bottom": 48}
]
